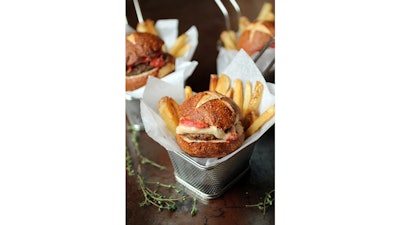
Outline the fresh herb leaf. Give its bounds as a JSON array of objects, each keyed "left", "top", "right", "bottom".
[
  {"left": 245, "top": 189, "right": 274, "bottom": 215},
  {"left": 126, "top": 127, "right": 198, "bottom": 216}
]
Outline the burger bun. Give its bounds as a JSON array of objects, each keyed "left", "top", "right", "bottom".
[
  {"left": 237, "top": 21, "right": 275, "bottom": 56},
  {"left": 176, "top": 91, "right": 245, "bottom": 158}
]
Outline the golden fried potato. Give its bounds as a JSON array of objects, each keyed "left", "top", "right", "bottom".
[
  {"left": 242, "top": 80, "right": 252, "bottom": 116},
  {"left": 209, "top": 74, "right": 218, "bottom": 91},
  {"left": 232, "top": 79, "right": 243, "bottom": 113},
  {"left": 215, "top": 74, "right": 231, "bottom": 95},
  {"left": 256, "top": 3, "right": 275, "bottom": 22},
  {"left": 158, "top": 96, "right": 180, "bottom": 135},
  {"left": 220, "top": 30, "right": 237, "bottom": 50},
  {"left": 169, "top": 33, "right": 188, "bottom": 57},
  {"left": 247, "top": 81, "right": 264, "bottom": 115},
  {"left": 245, "top": 104, "right": 275, "bottom": 137},
  {"left": 185, "top": 86, "right": 193, "bottom": 99},
  {"left": 136, "top": 19, "right": 158, "bottom": 35}
]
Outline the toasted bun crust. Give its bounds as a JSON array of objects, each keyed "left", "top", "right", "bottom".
[
  {"left": 126, "top": 32, "right": 164, "bottom": 66},
  {"left": 176, "top": 132, "right": 245, "bottom": 158},
  {"left": 237, "top": 21, "right": 275, "bottom": 56},
  {"left": 179, "top": 91, "right": 242, "bottom": 130}
]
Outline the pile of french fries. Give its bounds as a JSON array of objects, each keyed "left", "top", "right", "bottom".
[
  {"left": 205, "top": 74, "right": 275, "bottom": 137},
  {"left": 136, "top": 19, "right": 190, "bottom": 58},
  {"left": 220, "top": 2, "right": 275, "bottom": 50},
  {"left": 159, "top": 73, "right": 275, "bottom": 140}
]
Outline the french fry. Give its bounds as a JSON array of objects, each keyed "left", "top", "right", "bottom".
[
  {"left": 161, "top": 44, "right": 167, "bottom": 53},
  {"left": 242, "top": 110, "right": 259, "bottom": 131},
  {"left": 209, "top": 74, "right": 218, "bottom": 91},
  {"left": 232, "top": 79, "right": 243, "bottom": 113},
  {"left": 136, "top": 19, "right": 158, "bottom": 35},
  {"left": 247, "top": 81, "right": 264, "bottom": 115},
  {"left": 245, "top": 105, "right": 275, "bottom": 137},
  {"left": 256, "top": 3, "right": 275, "bottom": 22},
  {"left": 185, "top": 85, "right": 193, "bottom": 99},
  {"left": 227, "top": 30, "right": 236, "bottom": 44},
  {"left": 215, "top": 74, "right": 231, "bottom": 95},
  {"left": 249, "top": 110, "right": 259, "bottom": 122},
  {"left": 169, "top": 33, "right": 188, "bottom": 57},
  {"left": 220, "top": 30, "right": 237, "bottom": 50},
  {"left": 175, "top": 42, "right": 190, "bottom": 58},
  {"left": 225, "top": 88, "right": 233, "bottom": 98},
  {"left": 170, "top": 98, "right": 179, "bottom": 115},
  {"left": 136, "top": 22, "right": 147, "bottom": 33},
  {"left": 158, "top": 96, "right": 180, "bottom": 136},
  {"left": 238, "top": 16, "right": 251, "bottom": 35},
  {"left": 145, "top": 19, "right": 158, "bottom": 35},
  {"left": 242, "top": 81, "right": 252, "bottom": 116}
]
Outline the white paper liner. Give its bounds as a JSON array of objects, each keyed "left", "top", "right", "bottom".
[
  {"left": 155, "top": 19, "right": 178, "bottom": 51},
  {"left": 126, "top": 19, "right": 199, "bottom": 99},
  {"left": 140, "top": 50, "right": 275, "bottom": 168},
  {"left": 217, "top": 47, "right": 275, "bottom": 75}
]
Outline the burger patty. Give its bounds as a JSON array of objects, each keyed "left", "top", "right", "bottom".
[
  {"left": 126, "top": 63, "right": 154, "bottom": 76},
  {"left": 184, "top": 133, "right": 219, "bottom": 141},
  {"left": 126, "top": 53, "right": 173, "bottom": 76}
]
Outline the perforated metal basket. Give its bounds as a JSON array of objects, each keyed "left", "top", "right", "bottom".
[{"left": 167, "top": 143, "right": 255, "bottom": 199}]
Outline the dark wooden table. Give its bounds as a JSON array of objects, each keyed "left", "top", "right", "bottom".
[
  {"left": 126, "top": 118, "right": 275, "bottom": 225},
  {"left": 126, "top": 0, "right": 275, "bottom": 224}
]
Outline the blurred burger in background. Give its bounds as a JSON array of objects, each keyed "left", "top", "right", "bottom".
[
  {"left": 126, "top": 32, "right": 175, "bottom": 91},
  {"left": 237, "top": 20, "right": 275, "bottom": 56},
  {"left": 219, "top": 2, "right": 275, "bottom": 56}
]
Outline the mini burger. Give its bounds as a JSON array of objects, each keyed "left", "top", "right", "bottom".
[
  {"left": 237, "top": 20, "right": 275, "bottom": 56},
  {"left": 176, "top": 91, "right": 245, "bottom": 158},
  {"left": 126, "top": 32, "right": 175, "bottom": 91}
]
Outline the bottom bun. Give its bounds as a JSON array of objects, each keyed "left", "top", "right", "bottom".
[
  {"left": 126, "top": 68, "right": 158, "bottom": 91},
  {"left": 176, "top": 133, "right": 245, "bottom": 158},
  {"left": 125, "top": 61, "right": 175, "bottom": 91}
]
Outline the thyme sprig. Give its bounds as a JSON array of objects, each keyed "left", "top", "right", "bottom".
[
  {"left": 137, "top": 173, "right": 197, "bottom": 215},
  {"left": 245, "top": 189, "right": 275, "bottom": 215},
  {"left": 128, "top": 125, "right": 165, "bottom": 170},
  {"left": 126, "top": 147, "right": 135, "bottom": 176},
  {"left": 126, "top": 125, "right": 197, "bottom": 216}
]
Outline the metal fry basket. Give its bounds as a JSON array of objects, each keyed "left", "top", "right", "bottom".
[{"left": 168, "top": 143, "right": 255, "bottom": 200}]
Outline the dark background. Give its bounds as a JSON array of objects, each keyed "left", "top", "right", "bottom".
[{"left": 126, "top": 0, "right": 275, "bottom": 92}]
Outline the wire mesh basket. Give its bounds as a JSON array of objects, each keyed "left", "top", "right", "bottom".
[{"left": 168, "top": 143, "right": 255, "bottom": 200}]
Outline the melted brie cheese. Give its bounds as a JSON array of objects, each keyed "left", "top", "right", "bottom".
[
  {"left": 176, "top": 123, "right": 243, "bottom": 143},
  {"left": 176, "top": 125, "right": 225, "bottom": 139}
]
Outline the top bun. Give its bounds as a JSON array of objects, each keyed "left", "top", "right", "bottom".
[
  {"left": 237, "top": 21, "right": 275, "bottom": 56},
  {"left": 126, "top": 32, "right": 164, "bottom": 67},
  {"left": 178, "top": 91, "right": 242, "bottom": 131}
]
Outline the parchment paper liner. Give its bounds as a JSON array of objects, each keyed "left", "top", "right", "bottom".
[
  {"left": 141, "top": 50, "right": 275, "bottom": 167},
  {"left": 217, "top": 47, "right": 275, "bottom": 75}
]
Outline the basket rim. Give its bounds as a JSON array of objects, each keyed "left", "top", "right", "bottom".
[{"left": 169, "top": 142, "right": 256, "bottom": 170}]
